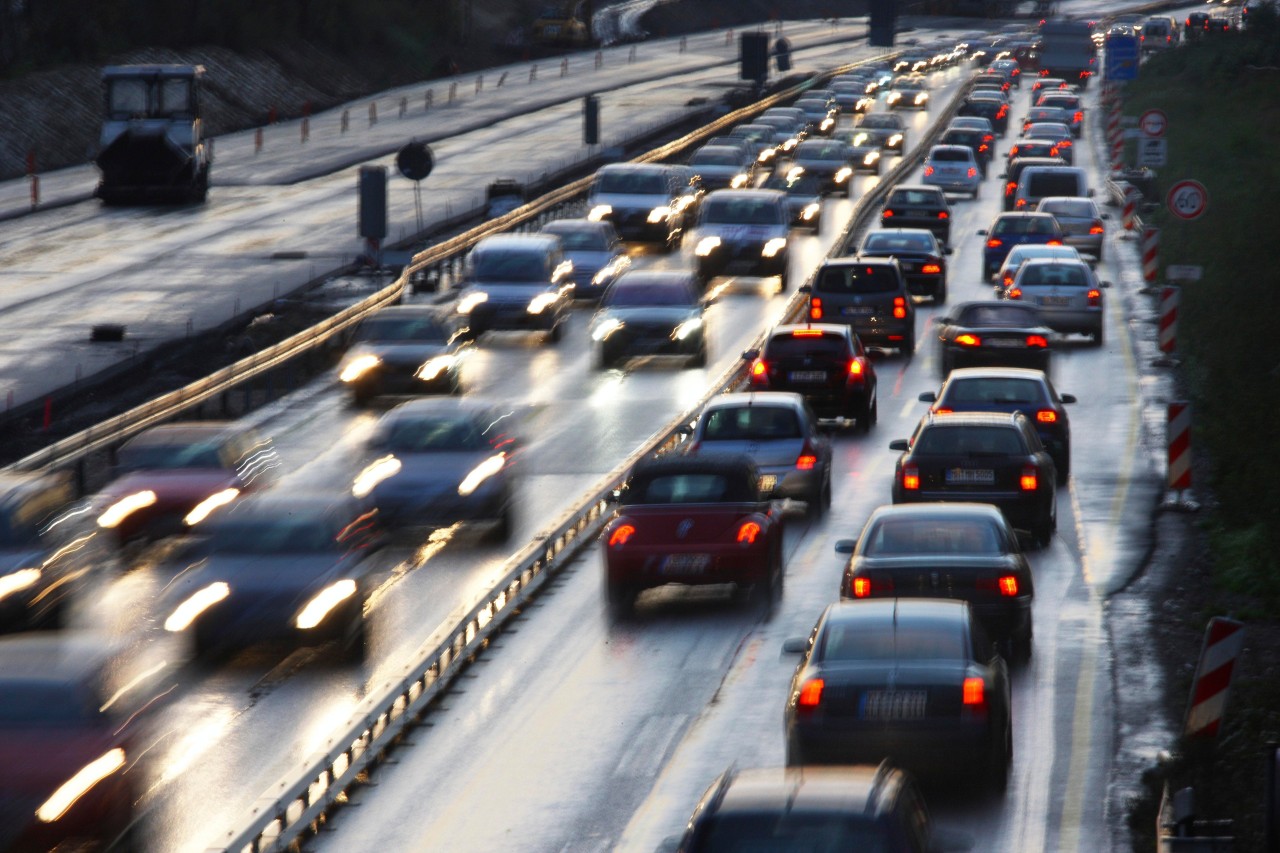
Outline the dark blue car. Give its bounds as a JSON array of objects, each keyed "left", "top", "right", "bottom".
[{"left": 978, "top": 212, "right": 1065, "bottom": 280}]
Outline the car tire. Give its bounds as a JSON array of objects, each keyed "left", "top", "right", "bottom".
[
  {"left": 941, "top": 351, "right": 954, "bottom": 377},
  {"left": 1055, "top": 450, "right": 1071, "bottom": 483},
  {"left": 934, "top": 281, "right": 948, "bottom": 305},
  {"left": 606, "top": 581, "right": 637, "bottom": 618},
  {"left": 778, "top": 269, "right": 789, "bottom": 291},
  {"left": 1091, "top": 325, "right": 1104, "bottom": 346},
  {"left": 988, "top": 725, "right": 1012, "bottom": 794},
  {"left": 687, "top": 339, "right": 708, "bottom": 369},
  {"left": 785, "top": 735, "right": 808, "bottom": 768},
  {"left": 1033, "top": 508, "right": 1055, "bottom": 549},
  {"left": 856, "top": 396, "right": 877, "bottom": 434},
  {"left": 971, "top": 184, "right": 981, "bottom": 200},
  {"left": 488, "top": 501, "right": 514, "bottom": 543},
  {"left": 342, "top": 613, "right": 368, "bottom": 664},
  {"left": 545, "top": 319, "right": 563, "bottom": 345},
  {"left": 808, "top": 473, "right": 831, "bottom": 517},
  {"left": 1012, "top": 627, "right": 1034, "bottom": 666},
  {"left": 901, "top": 325, "right": 916, "bottom": 356}
]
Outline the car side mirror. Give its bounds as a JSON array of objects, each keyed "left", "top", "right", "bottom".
[
  {"left": 742, "top": 348, "right": 760, "bottom": 362},
  {"left": 1060, "top": 393, "right": 1077, "bottom": 404},
  {"left": 782, "top": 637, "right": 808, "bottom": 654},
  {"left": 889, "top": 439, "right": 909, "bottom": 451},
  {"left": 1102, "top": 280, "right": 1112, "bottom": 288},
  {"left": 798, "top": 283, "right": 812, "bottom": 295},
  {"left": 977, "top": 229, "right": 988, "bottom": 236},
  {"left": 834, "top": 539, "right": 856, "bottom": 554},
  {"left": 677, "top": 424, "right": 693, "bottom": 436},
  {"left": 919, "top": 391, "right": 938, "bottom": 402},
  {"left": 1100, "top": 212, "right": 1111, "bottom": 220},
  {"left": 1088, "top": 188, "right": 1095, "bottom": 197},
  {"left": 943, "top": 246, "right": 954, "bottom": 255}
]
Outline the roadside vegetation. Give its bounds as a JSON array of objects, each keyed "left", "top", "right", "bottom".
[{"left": 1121, "top": 9, "right": 1280, "bottom": 849}]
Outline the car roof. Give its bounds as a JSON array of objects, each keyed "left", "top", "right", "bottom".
[
  {"left": 945, "top": 365, "right": 1051, "bottom": 382},
  {"left": 703, "top": 189, "right": 786, "bottom": 202},
  {"left": 1019, "top": 257, "right": 1090, "bottom": 271},
  {"left": 824, "top": 597, "right": 971, "bottom": 632},
  {"left": 866, "top": 502, "right": 1008, "bottom": 524},
  {"left": 123, "top": 422, "right": 242, "bottom": 448},
  {"left": 710, "top": 766, "right": 901, "bottom": 820},
  {"left": 613, "top": 269, "right": 699, "bottom": 288},
  {"left": 473, "top": 233, "right": 560, "bottom": 252},
  {"left": 928, "top": 144, "right": 974, "bottom": 156},
  {"left": 630, "top": 452, "right": 759, "bottom": 481},
  {"left": 705, "top": 391, "right": 806, "bottom": 411},
  {"left": 992, "top": 211, "right": 1059, "bottom": 223},
  {"left": 597, "top": 163, "right": 669, "bottom": 176},
  {"left": 541, "top": 218, "right": 611, "bottom": 235}
]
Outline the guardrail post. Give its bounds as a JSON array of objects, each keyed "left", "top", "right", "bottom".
[
  {"left": 561, "top": 58, "right": 569, "bottom": 77},
  {"left": 529, "top": 64, "right": 537, "bottom": 82},
  {"left": 341, "top": 109, "right": 350, "bottom": 133},
  {"left": 594, "top": 51, "right": 603, "bottom": 70},
  {"left": 369, "top": 102, "right": 378, "bottom": 126},
  {"left": 301, "top": 118, "right": 309, "bottom": 143},
  {"left": 679, "top": 36, "right": 687, "bottom": 53},
  {"left": 628, "top": 45, "right": 637, "bottom": 63},
  {"left": 497, "top": 71, "right": 507, "bottom": 87},
  {"left": 399, "top": 96, "right": 407, "bottom": 117},
  {"left": 254, "top": 128, "right": 263, "bottom": 154},
  {"left": 475, "top": 75, "right": 484, "bottom": 94},
  {"left": 425, "top": 89, "right": 433, "bottom": 110},
  {"left": 29, "top": 175, "right": 38, "bottom": 210},
  {"left": 449, "top": 82, "right": 458, "bottom": 103}
]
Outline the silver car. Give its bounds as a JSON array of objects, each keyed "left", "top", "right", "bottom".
[
  {"left": 1006, "top": 258, "right": 1107, "bottom": 345},
  {"left": 993, "top": 244, "right": 1083, "bottom": 292},
  {"left": 922, "top": 144, "right": 982, "bottom": 198},
  {"left": 682, "top": 392, "right": 832, "bottom": 512},
  {"left": 540, "top": 218, "right": 631, "bottom": 301},
  {"left": 1034, "top": 197, "right": 1107, "bottom": 263}
]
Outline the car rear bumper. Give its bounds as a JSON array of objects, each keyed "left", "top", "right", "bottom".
[
  {"left": 788, "top": 718, "right": 994, "bottom": 772},
  {"left": 607, "top": 548, "right": 773, "bottom": 590}
]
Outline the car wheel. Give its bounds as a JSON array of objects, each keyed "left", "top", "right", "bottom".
[
  {"left": 342, "top": 612, "right": 368, "bottom": 664},
  {"left": 1033, "top": 510, "right": 1054, "bottom": 549},
  {"left": 687, "top": 339, "right": 708, "bottom": 369},
  {"left": 778, "top": 269, "right": 789, "bottom": 291},
  {"left": 488, "top": 501, "right": 514, "bottom": 543},
  {"left": 1091, "top": 325, "right": 1104, "bottom": 346},
  {"left": 595, "top": 344, "right": 617, "bottom": 371},
  {"left": 545, "top": 319, "right": 563, "bottom": 345},
  {"left": 808, "top": 473, "right": 831, "bottom": 517},
  {"left": 934, "top": 281, "right": 948, "bottom": 305},
  {"left": 856, "top": 396, "right": 876, "bottom": 434},
  {"left": 901, "top": 326, "right": 916, "bottom": 356},
  {"left": 785, "top": 735, "right": 808, "bottom": 767},
  {"left": 971, "top": 184, "right": 981, "bottom": 200},
  {"left": 349, "top": 388, "right": 372, "bottom": 409},
  {"left": 941, "top": 351, "right": 954, "bottom": 377},
  {"left": 606, "top": 581, "right": 637, "bottom": 618},
  {"left": 1055, "top": 450, "right": 1071, "bottom": 483},
  {"left": 988, "top": 725, "right": 1012, "bottom": 794},
  {"left": 1012, "top": 627, "right": 1034, "bottom": 666}
]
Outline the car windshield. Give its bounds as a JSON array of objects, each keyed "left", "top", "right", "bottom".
[
  {"left": 0, "top": 682, "right": 98, "bottom": 725},
  {"left": 201, "top": 516, "right": 342, "bottom": 554},
  {"left": 955, "top": 304, "right": 1041, "bottom": 327},
  {"left": 471, "top": 249, "right": 547, "bottom": 282},
  {"left": 862, "top": 233, "right": 934, "bottom": 253},
  {"left": 623, "top": 472, "right": 756, "bottom": 504},
  {"left": 699, "top": 814, "right": 892, "bottom": 851},
  {"left": 594, "top": 171, "right": 668, "bottom": 195},
  {"left": 763, "top": 172, "right": 823, "bottom": 195},
  {"left": 943, "top": 377, "right": 1047, "bottom": 405},
  {"left": 1019, "top": 264, "right": 1088, "bottom": 286},
  {"left": 702, "top": 406, "right": 801, "bottom": 441},
  {"left": 913, "top": 425, "right": 1026, "bottom": 455},
  {"left": 815, "top": 264, "right": 899, "bottom": 294},
  {"left": 859, "top": 114, "right": 900, "bottom": 129},
  {"left": 354, "top": 316, "right": 448, "bottom": 343},
  {"left": 376, "top": 416, "right": 488, "bottom": 452},
  {"left": 118, "top": 441, "right": 224, "bottom": 471},
  {"left": 993, "top": 216, "right": 1057, "bottom": 235},
  {"left": 544, "top": 227, "right": 608, "bottom": 251},
  {"left": 691, "top": 148, "right": 742, "bottom": 166},
  {"left": 702, "top": 198, "right": 782, "bottom": 225},
  {"left": 821, "top": 620, "right": 965, "bottom": 661},
  {"left": 796, "top": 143, "right": 847, "bottom": 161},
  {"left": 731, "top": 126, "right": 771, "bottom": 143},
  {"left": 603, "top": 282, "right": 696, "bottom": 307},
  {"left": 863, "top": 517, "right": 1003, "bottom": 555}
]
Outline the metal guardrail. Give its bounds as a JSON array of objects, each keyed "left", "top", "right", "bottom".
[{"left": 207, "top": 68, "right": 974, "bottom": 853}]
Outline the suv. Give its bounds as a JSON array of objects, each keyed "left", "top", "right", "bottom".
[
  {"left": 807, "top": 258, "right": 916, "bottom": 353},
  {"left": 677, "top": 764, "right": 952, "bottom": 853},
  {"left": 922, "top": 145, "right": 982, "bottom": 199},
  {"left": 585, "top": 163, "right": 684, "bottom": 249},
  {"left": 456, "top": 233, "right": 572, "bottom": 343},
  {"left": 881, "top": 184, "right": 952, "bottom": 244},
  {"left": 745, "top": 323, "right": 879, "bottom": 429},
  {"left": 889, "top": 411, "right": 1057, "bottom": 545},
  {"left": 1013, "top": 165, "right": 1090, "bottom": 210},
  {"left": 692, "top": 189, "right": 791, "bottom": 289},
  {"left": 1002, "top": 155, "right": 1068, "bottom": 211}
]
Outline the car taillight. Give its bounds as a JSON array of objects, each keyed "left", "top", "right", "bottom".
[
  {"left": 883, "top": 208, "right": 895, "bottom": 218},
  {"left": 810, "top": 296, "right": 824, "bottom": 320},
  {"left": 1007, "top": 287, "right": 1022, "bottom": 299},
  {"left": 609, "top": 524, "right": 635, "bottom": 547},
  {"left": 1036, "top": 409, "right": 1057, "bottom": 423},
  {"left": 963, "top": 676, "right": 985, "bottom": 706},
  {"left": 893, "top": 296, "right": 907, "bottom": 319},
  {"left": 798, "top": 678, "right": 824, "bottom": 709},
  {"left": 852, "top": 577, "right": 872, "bottom": 597},
  {"left": 1015, "top": 198, "right": 1027, "bottom": 209},
  {"left": 967, "top": 167, "right": 977, "bottom": 178},
  {"left": 923, "top": 164, "right": 935, "bottom": 177},
  {"left": 851, "top": 576, "right": 893, "bottom": 597},
  {"left": 1074, "top": 110, "right": 1084, "bottom": 123},
  {"left": 1058, "top": 139, "right": 1072, "bottom": 148},
  {"left": 938, "top": 210, "right": 949, "bottom": 219},
  {"left": 1020, "top": 465, "right": 1038, "bottom": 491},
  {"left": 751, "top": 359, "right": 768, "bottom": 378},
  {"left": 737, "top": 521, "right": 762, "bottom": 544},
  {"left": 902, "top": 465, "right": 920, "bottom": 490},
  {"left": 921, "top": 263, "right": 942, "bottom": 275},
  {"left": 933, "top": 407, "right": 953, "bottom": 414},
  {"left": 1005, "top": 181, "right": 1017, "bottom": 198},
  {"left": 1027, "top": 334, "right": 1048, "bottom": 348},
  {"left": 956, "top": 333, "right": 981, "bottom": 347},
  {"left": 1089, "top": 221, "right": 1105, "bottom": 234},
  {"left": 998, "top": 105, "right": 1008, "bottom": 119},
  {"left": 999, "top": 575, "right": 1019, "bottom": 596},
  {"left": 849, "top": 358, "right": 865, "bottom": 377},
  {"left": 987, "top": 238, "right": 1003, "bottom": 249},
  {"left": 1046, "top": 239, "right": 1062, "bottom": 246},
  {"left": 1087, "top": 288, "right": 1101, "bottom": 306},
  {"left": 796, "top": 439, "right": 818, "bottom": 470}
]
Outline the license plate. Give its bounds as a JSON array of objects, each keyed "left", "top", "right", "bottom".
[
  {"left": 841, "top": 306, "right": 874, "bottom": 316},
  {"left": 662, "top": 553, "right": 710, "bottom": 574},
  {"left": 899, "top": 263, "right": 916, "bottom": 272},
  {"left": 788, "top": 370, "right": 827, "bottom": 382},
  {"left": 986, "top": 338, "right": 1022, "bottom": 348},
  {"left": 759, "top": 474, "right": 778, "bottom": 493},
  {"left": 861, "top": 689, "right": 927, "bottom": 720},
  {"left": 946, "top": 468, "right": 995, "bottom": 484},
  {"left": 1041, "top": 296, "right": 1072, "bottom": 306}
]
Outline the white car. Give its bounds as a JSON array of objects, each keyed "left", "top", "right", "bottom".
[{"left": 1005, "top": 258, "right": 1107, "bottom": 345}]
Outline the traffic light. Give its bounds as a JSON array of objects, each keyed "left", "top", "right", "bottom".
[
  {"left": 741, "top": 32, "right": 769, "bottom": 82},
  {"left": 357, "top": 165, "right": 386, "bottom": 240},
  {"left": 869, "top": 0, "right": 896, "bottom": 47},
  {"left": 584, "top": 94, "right": 599, "bottom": 145}
]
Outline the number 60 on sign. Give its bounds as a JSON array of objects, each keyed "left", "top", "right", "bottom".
[{"left": 1167, "top": 179, "right": 1209, "bottom": 221}]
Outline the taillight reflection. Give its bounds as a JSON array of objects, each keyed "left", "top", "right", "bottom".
[
  {"left": 609, "top": 525, "right": 635, "bottom": 547},
  {"left": 737, "top": 521, "right": 762, "bottom": 544}
]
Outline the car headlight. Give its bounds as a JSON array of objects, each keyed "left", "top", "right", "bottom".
[
  {"left": 761, "top": 237, "right": 788, "bottom": 258},
  {"left": 458, "top": 453, "right": 506, "bottom": 497},
  {"left": 673, "top": 318, "right": 703, "bottom": 341},
  {"left": 36, "top": 748, "right": 127, "bottom": 824},
  {"left": 781, "top": 138, "right": 798, "bottom": 151},
  {"left": 915, "top": 93, "right": 928, "bottom": 105},
  {"left": 591, "top": 317, "right": 624, "bottom": 341},
  {"left": 592, "top": 259, "right": 626, "bottom": 285},
  {"left": 695, "top": 236, "right": 722, "bottom": 257},
  {"left": 888, "top": 133, "right": 903, "bottom": 147},
  {"left": 339, "top": 353, "right": 381, "bottom": 383},
  {"left": 184, "top": 488, "right": 240, "bottom": 526},
  {"left": 730, "top": 174, "right": 749, "bottom": 188},
  {"left": 862, "top": 151, "right": 880, "bottom": 166},
  {"left": 457, "top": 292, "right": 489, "bottom": 315},
  {"left": 801, "top": 203, "right": 820, "bottom": 221},
  {"left": 820, "top": 117, "right": 834, "bottom": 131},
  {"left": 295, "top": 579, "right": 358, "bottom": 630},
  {"left": 647, "top": 206, "right": 670, "bottom": 224},
  {"left": 587, "top": 204, "right": 612, "bottom": 221},
  {"left": 888, "top": 93, "right": 901, "bottom": 103},
  {"left": 758, "top": 148, "right": 776, "bottom": 163},
  {"left": 853, "top": 131, "right": 870, "bottom": 146},
  {"left": 836, "top": 166, "right": 854, "bottom": 182},
  {"left": 416, "top": 355, "right": 456, "bottom": 382},
  {"left": 352, "top": 454, "right": 402, "bottom": 498},
  {"left": 97, "top": 490, "right": 157, "bottom": 529},
  {"left": 164, "top": 581, "right": 231, "bottom": 632},
  {"left": 527, "top": 292, "right": 560, "bottom": 315},
  {"left": 0, "top": 568, "right": 41, "bottom": 603}
]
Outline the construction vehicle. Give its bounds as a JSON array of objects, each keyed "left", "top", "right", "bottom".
[
  {"left": 95, "top": 64, "right": 211, "bottom": 204},
  {"left": 532, "top": 3, "right": 592, "bottom": 48}
]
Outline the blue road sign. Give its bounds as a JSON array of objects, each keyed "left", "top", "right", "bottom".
[{"left": 1106, "top": 34, "right": 1140, "bottom": 80}]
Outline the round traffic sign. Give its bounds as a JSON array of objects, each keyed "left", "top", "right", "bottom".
[
  {"left": 1167, "top": 179, "right": 1209, "bottom": 221},
  {"left": 1139, "top": 109, "right": 1167, "bottom": 138},
  {"left": 396, "top": 141, "right": 434, "bottom": 181}
]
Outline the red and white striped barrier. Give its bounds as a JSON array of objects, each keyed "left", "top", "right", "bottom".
[
  {"left": 1158, "top": 285, "right": 1179, "bottom": 354},
  {"left": 1122, "top": 184, "right": 1140, "bottom": 230},
  {"left": 1186, "top": 617, "right": 1245, "bottom": 738},
  {"left": 1111, "top": 129, "right": 1125, "bottom": 177},
  {"left": 1167, "top": 401, "right": 1191, "bottom": 491},
  {"left": 1142, "top": 225, "right": 1160, "bottom": 286}
]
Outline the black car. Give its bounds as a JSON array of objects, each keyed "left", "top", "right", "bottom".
[
  {"left": 850, "top": 112, "right": 908, "bottom": 154},
  {"left": 933, "top": 300, "right": 1053, "bottom": 375},
  {"left": 588, "top": 270, "right": 708, "bottom": 369},
  {"left": 890, "top": 411, "right": 1057, "bottom": 545},
  {"left": 161, "top": 494, "right": 385, "bottom": 661},
  {"left": 745, "top": 323, "right": 878, "bottom": 429},
  {"left": 959, "top": 94, "right": 1010, "bottom": 136},
  {"left": 919, "top": 366, "right": 1075, "bottom": 479},
  {"left": 677, "top": 764, "right": 966, "bottom": 852},
  {"left": 786, "top": 139, "right": 857, "bottom": 194},
  {"left": 836, "top": 503, "right": 1034, "bottom": 661},
  {"left": 760, "top": 167, "right": 824, "bottom": 231},
  {"left": 858, "top": 228, "right": 951, "bottom": 304},
  {"left": 807, "top": 259, "right": 916, "bottom": 353},
  {"left": 338, "top": 305, "right": 471, "bottom": 405},
  {"left": 881, "top": 185, "right": 952, "bottom": 245},
  {"left": 784, "top": 599, "right": 1013, "bottom": 790}
]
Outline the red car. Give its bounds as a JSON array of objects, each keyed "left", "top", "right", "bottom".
[
  {"left": 602, "top": 454, "right": 785, "bottom": 616},
  {"left": 94, "top": 422, "right": 280, "bottom": 546}
]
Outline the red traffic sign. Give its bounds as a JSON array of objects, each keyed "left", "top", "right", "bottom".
[
  {"left": 1139, "top": 108, "right": 1167, "bottom": 138},
  {"left": 1167, "top": 179, "right": 1209, "bottom": 220}
]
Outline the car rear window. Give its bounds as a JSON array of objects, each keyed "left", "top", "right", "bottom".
[
  {"left": 955, "top": 304, "right": 1042, "bottom": 327},
  {"left": 913, "top": 425, "right": 1026, "bottom": 455},
  {"left": 821, "top": 620, "right": 965, "bottom": 662},
  {"left": 992, "top": 216, "right": 1058, "bottom": 235},
  {"left": 764, "top": 333, "right": 849, "bottom": 359},
  {"left": 815, "top": 264, "right": 900, "bottom": 294},
  {"left": 700, "top": 814, "right": 892, "bottom": 850},
  {"left": 1025, "top": 173, "right": 1084, "bottom": 198},
  {"left": 702, "top": 406, "right": 801, "bottom": 440},
  {"left": 1018, "top": 264, "right": 1088, "bottom": 287},
  {"left": 886, "top": 189, "right": 941, "bottom": 206},
  {"left": 943, "top": 377, "right": 1047, "bottom": 405},
  {"left": 862, "top": 232, "right": 934, "bottom": 253},
  {"left": 624, "top": 473, "right": 753, "bottom": 504},
  {"left": 863, "top": 517, "right": 1003, "bottom": 555},
  {"left": 702, "top": 198, "right": 783, "bottom": 225},
  {"left": 1039, "top": 199, "right": 1093, "bottom": 218},
  {"left": 593, "top": 171, "right": 668, "bottom": 195},
  {"left": 930, "top": 148, "right": 970, "bottom": 162}
]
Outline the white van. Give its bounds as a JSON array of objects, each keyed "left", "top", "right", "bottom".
[
  {"left": 1141, "top": 17, "right": 1178, "bottom": 51},
  {"left": 1013, "top": 165, "right": 1090, "bottom": 211}
]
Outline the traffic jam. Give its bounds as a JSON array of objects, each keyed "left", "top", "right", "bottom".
[{"left": 0, "top": 8, "right": 1184, "bottom": 852}]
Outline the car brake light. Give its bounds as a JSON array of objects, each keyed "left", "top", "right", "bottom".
[
  {"left": 791, "top": 329, "right": 824, "bottom": 337},
  {"left": 883, "top": 209, "right": 894, "bottom": 218},
  {"left": 1088, "top": 288, "right": 1101, "bottom": 306},
  {"left": 798, "top": 678, "right": 824, "bottom": 708},
  {"left": 999, "top": 575, "right": 1019, "bottom": 596},
  {"left": 1007, "top": 287, "right": 1022, "bottom": 299},
  {"left": 902, "top": 465, "right": 920, "bottom": 490},
  {"left": 938, "top": 211, "right": 949, "bottom": 219},
  {"left": 1015, "top": 199, "right": 1027, "bottom": 209},
  {"left": 933, "top": 407, "right": 953, "bottom": 414},
  {"left": 1074, "top": 110, "right": 1084, "bottom": 123},
  {"left": 923, "top": 165, "right": 935, "bottom": 177},
  {"left": 737, "top": 521, "right": 762, "bottom": 544},
  {"left": 987, "top": 238, "right": 1003, "bottom": 248},
  {"left": 1046, "top": 239, "right": 1062, "bottom": 246},
  {"left": 609, "top": 524, "right": 635, "bottom": 547},
  {"left": 956, "top": 333, "right": 981, "bottom": 347},
  {"left": 852, "top": 577, "right": 872, "bottom": 597},
  {"left": 1027, "top": 334, "right": 1048, "bottom": 348},
  {"left": 998, "top": 105, "right": 1008, "bottom": 118},
  {"left": 967, "top": 167, "right": 977, "bottom": 178},
  {"left": 1020, "top": 465, "right": 1038, "bottom": 491},
  {"left": 893, "top": 296, "right": 907, "bottom": 319},
  {"left": 1089, "top": 221, "right": 1105, "bottom": 234},
  {"left": 810, "top": 296, "right": 824, "bottom": 320},
  {"left": 922, "top": 263, "right": 941, "bottom": 274},
  {"left": 1036, "top": 409, "right": 1057, "bottom": 423},
  {"left": 963, "top": 676, "right": 985, "bottom": 705},
  {"left": 1005, "top": 181, "right": 1017, "bottom": 197},
  {"left": 849, "top": 358, "right": 865, "bottom": 376},
  {"left": 1058, "top": 139, "right": 1072, "bottom": 148},
  {"left": 751, "top": 359, "right": 768, "bottom": 378},
  {"left": 796, "top": 454, "right": 817, "bottom": 471}
]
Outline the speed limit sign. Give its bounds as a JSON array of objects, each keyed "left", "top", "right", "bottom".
[{"left": 1167, "top": 179, "right": 1209, "bottom": 221}]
